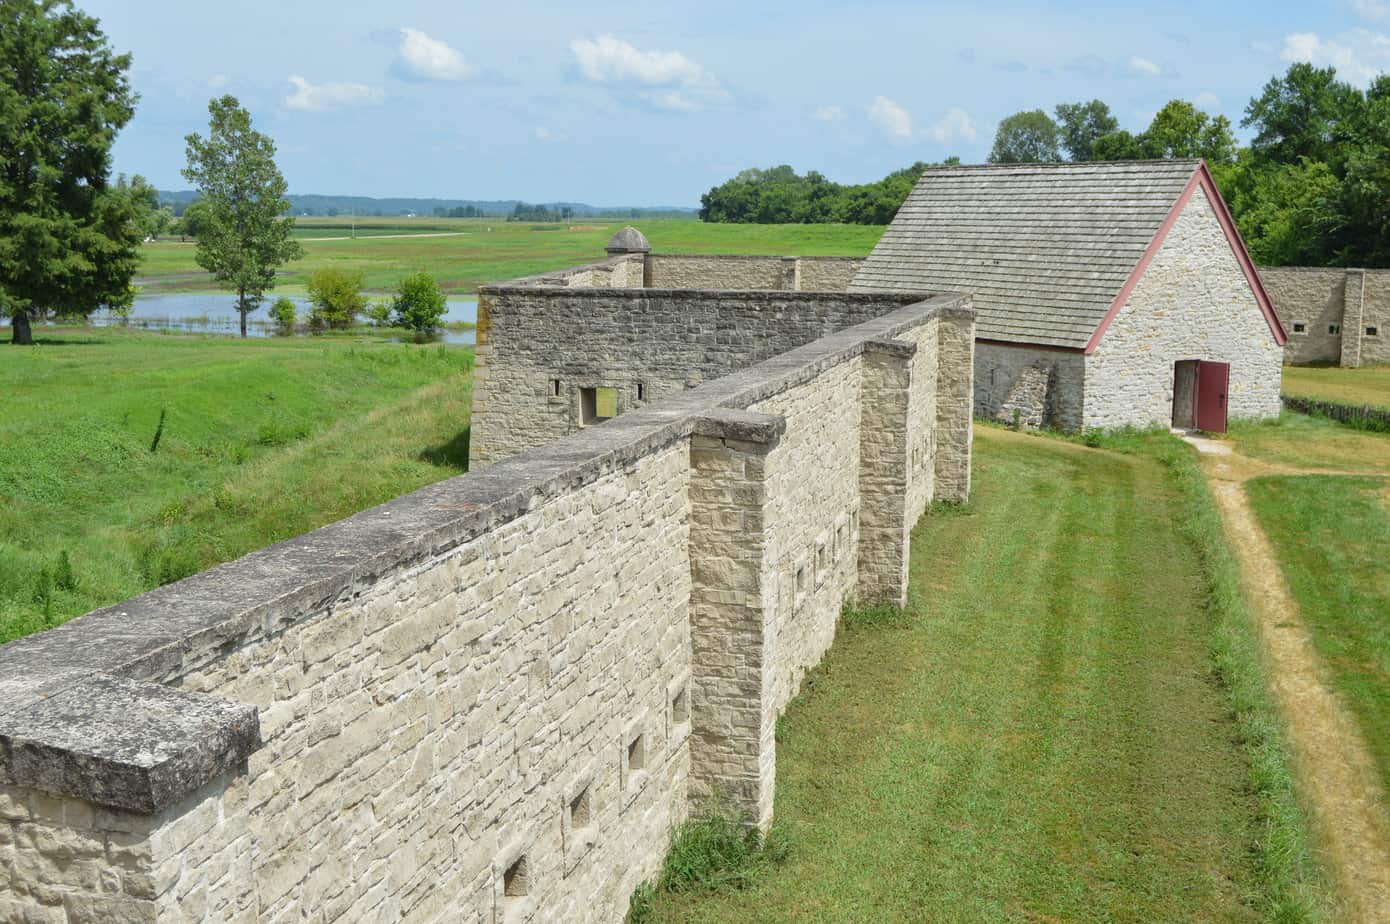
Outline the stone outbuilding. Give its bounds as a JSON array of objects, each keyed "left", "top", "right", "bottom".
[
  {"left": 1260, "top": 266, "right": 1390, "bottom": 368},
  {"left": 851, "top": 159, "right": 1287, "bottom": 432}
]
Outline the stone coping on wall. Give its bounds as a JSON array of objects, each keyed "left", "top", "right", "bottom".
[
  {"left": 0, "top": 292, "right": 970, "bottom": 814},
  {"left": 488, "top": 253, "right": 864, "bottom": 289}
]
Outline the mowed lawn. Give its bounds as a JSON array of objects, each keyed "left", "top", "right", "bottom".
[
  {"left": 1248, "top": 473, "right": 1390, "bottom": 795},
  {"left": 0, "top": 328, "right": 473, "bottom": 643},
  {"left": 642, "top": 427, "right": 1295, "bottom": 923},
  {"left": 1282, "top": 364, "right": 1390, "bottom": 410},
  {"left": 137, "top": 218, "right": 885, "bottom": 296},
  {"left": 1230, "top": 411, "right": 1390, "bottom": 472}
]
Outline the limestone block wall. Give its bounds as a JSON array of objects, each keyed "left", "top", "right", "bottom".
[
  {"left": 469, "top": 289, "right": 927, "bottom": 466},
  {"left": 642, "top": 255, "right": 863, "bottom": 292},
  {"left": 973, "top": 342, "right": 1085, "bottom": 431},
  {"left": 1259, "top": 266, "right": 1390, "bottom": 367},
  {"left": 0, "top": 295, "right": 975, "bottom": 924},
  {"left": 1084, "top": 189, "right": 1284, "bottom": 430},
  {"left": 796, "top": 258, "right": 865, "bottom": 293},
  {"left": 1261, "top": 267, "right": 1350, "bottom": 365}
]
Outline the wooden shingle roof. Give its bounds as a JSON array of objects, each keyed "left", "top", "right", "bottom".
[{"left": 849, "top": 159, "right": 1203, "bottom": 349}]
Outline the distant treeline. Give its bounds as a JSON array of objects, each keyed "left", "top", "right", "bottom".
[
  {"left": 698, "top": 161, "right": 959, "bottom": 225},
  {"left": 702, "top": 63, "right": 1390, "bottom": 268},
  {"left": 158, "top": 190, "right": 697, "bottom": 221}
]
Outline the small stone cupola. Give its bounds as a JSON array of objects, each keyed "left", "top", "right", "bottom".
[{"left": 606, "top": 226, "right": 651, "bottom": 256}]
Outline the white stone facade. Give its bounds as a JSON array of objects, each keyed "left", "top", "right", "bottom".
[{"left": 1084, "top": 190, "right": 1283, "bottom": 430}]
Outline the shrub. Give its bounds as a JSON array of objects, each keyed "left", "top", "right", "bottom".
[
  {"left": 365, "top": 299, "right": 393, "bottom": 328},
  {"left": 269, "top": 297, "right": 297, "bottom": 335},
  {"left": 391, "top": 271, "right": 448, "bottom": 333},
  {"left": 306, "top": 268, "right": 366, "bottom": 331}
]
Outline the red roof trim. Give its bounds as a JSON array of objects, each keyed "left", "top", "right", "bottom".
[{"left": 1083, "top": 161, "right": 1288, "bottom": 355}]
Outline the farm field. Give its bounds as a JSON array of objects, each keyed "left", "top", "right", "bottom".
[
  {"left": 1282, "top": 364, "right": 1390, "bottom": 410},
  {"left": 138, "top": 218, "right": 886, "bottom": 296},
  {"left": 636, "top": 427, "right": 1328, "bottom": 923},
  {"left": 0, "top": 327, "right": 474, "bottom": 644}
]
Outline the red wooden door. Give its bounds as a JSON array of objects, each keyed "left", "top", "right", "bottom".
[{"left": 1195, "top": 361, "right": 1229, "bottom": 433}]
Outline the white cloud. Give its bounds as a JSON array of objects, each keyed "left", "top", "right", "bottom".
[
  {"left": 533, "top": 126, "right": 567, "bottom": 143},
  {"left": 813, "top": 105, "right": 846, "bottom": 122},
  {"left": 1352, "top": 0, "right": 1390, "bottom": 23},
  {"left": 284, "top": 75, "right": 385, "bottom": 112},
  {"left": 926, "top": 107, "right": 977, "bottom": 144},
  {"left": 1281, "top": 29, "right": 1390, "bottom": 86},
  {"left": 569, "top": 35, "right": 728, "bottom": 111},
  {"left": 207, "top": 74, "right": 228, "bottom": 89},
  {"left": 868, "top": 96, "right": 913, "bottom": 139},
  {"left": 1129, "top": 55, "right": 1162, "bottom": 76},
  {"left": 1194, "top": 91, "right": 1221, "bottom": 109},
  {"left": 395, "top": 28, "right": 472, "bottom": 82}
]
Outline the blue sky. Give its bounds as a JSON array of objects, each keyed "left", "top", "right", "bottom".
[{"left": 85, "top": 0, "right": 1390, "bottom": 206}]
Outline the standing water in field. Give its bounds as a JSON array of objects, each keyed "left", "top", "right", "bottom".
[{"left": 78, "top": 294, "right": 478, "bottom": 344}]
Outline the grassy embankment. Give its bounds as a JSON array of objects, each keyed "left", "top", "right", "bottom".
[
  {"left": 0, "top": 328, "right": 473, "bottom": 644},
  {"left": 1282, "top": 364, "right": 1390, "bottom": 410},
  {"left": 136, "top": 218, "right": 885, "bottom": 296},
  {"left": 636, "top": 426, "right": 1329, "bottom": 923}
]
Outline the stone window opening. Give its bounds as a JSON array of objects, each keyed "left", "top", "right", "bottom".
[
  {"left": 671, "top": 685, "right": 689, "bottom": 726},
  {"left": 1368, "top": 326, "right": 1379, "bottom": 336},
  {"left": 1330, "top": 323, "right": 1342, "bottom": 335},
  {"left": 835, "top": 522, "right": 847, "bottom": 561},
  {"left": 580, "top": 386, "right": 618, "bottom": 426},
  {"left": 636, "top": 383, "right": 647, "bottom": 402},
  {"left": 1292, "top": 322, "right": 1306, "bottom": 334},
  {"left": 627, "top": 732, "right": 645, "bottom": 772},
  {"left": 551, "top": 379, "right": 561, "bottom": 397},
  {"left": 569, "top": 784, "right": 592, "bottom": 831},
  {"left": 503, "top": 855, "right": 529, "bottom": 899},
  {"left": 794, "top": 562, "right": 808, "bottom": 610}
]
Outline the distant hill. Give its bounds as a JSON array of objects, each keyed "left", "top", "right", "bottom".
[{"left": 158, "top": 190, "right": 697, "bottom": 220}]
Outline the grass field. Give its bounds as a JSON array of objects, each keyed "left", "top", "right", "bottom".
[
  {"left": 0, "top": 328, "right": 473, "bottom": 643},
  {"left": 1282, "top": 365, "right": 1390, "bottom": 410},
  {"left": 139, "top": 218, "right": 885, "bottom": 296},
  {"left": 1247, "top": 471, "right": 1390, "bottom": 796},
  {"left": 1229, "top": 411, "right": 1390, "bottom": 472},
  {"left": 637, "top": 427, "right": 1328, "bottom": 923}
]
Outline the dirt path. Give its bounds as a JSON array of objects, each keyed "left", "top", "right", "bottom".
[{"left": 1190, "top": 434, "right": 1390, "bottom": 923}]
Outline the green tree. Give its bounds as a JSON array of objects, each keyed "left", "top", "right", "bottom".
[
  {"left": 1054, "top": 100, "right": 1119, "bottom": 161},
  {"left": 1143, "top": 100, "right": 1238, "bottom": 163},
  {"left": 182, "top": 96, "right": 302, "bottom": 337},
  {"left": 268, "top": 296, "right": 296, "bottom": 335},
  {"left": 306, "top": 268, "right": 365, "bottom": 331},
  {"left": 1222, "top": 153, "right": 1340, "bottom": 265},
  {"left": 988, "top": 110, "right": 1063, "bottom": 164},
  {"left": 0, "top": 0, "right": 141, "bottom": 344},
  {"left": 391, "top": 271, "right": 448, "bottom": 333},
  {"left": 1243, "top": 63, "right": 1361, "bottom": 168}
]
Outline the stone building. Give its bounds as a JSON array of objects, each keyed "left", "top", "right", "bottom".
[
  {"left": 851, "top": 160, "right": 1287, "bottom": 432},
  {"left": 1260, "top": 266, "right": 1390, "bottom": 367},
  {"left": 0, "top": 228, "right": 975, "bottom": 923}
]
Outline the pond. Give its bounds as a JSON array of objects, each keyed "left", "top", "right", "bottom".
[{"left": 82, "top": 294, "right": 478, "bottom": 345}]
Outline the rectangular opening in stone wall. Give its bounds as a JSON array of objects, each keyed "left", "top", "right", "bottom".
[
  {"left": 627, "top": 732, "right": 646, "bottom": 771},
  {"left": 581, "top": 386, "right": 618, "bottom": 426},
  {"left": 636, "top": 382, "right": 646, "bottom": 402},
  {"left": 815, "top": 537, "right": 828, "bottom": 588},
  {"left": 551, "top": 378, "right": 561, "bottom": 396},
  {"left": 1369, "top": 327, "right": 1379, "bottom": 336},
  {"left": 503, "top": 855, "right": 529, "bottom": 899},
  {"left": 1293, "top": 322, "right": 1306, "bottom": 333},
  {"left": 671, "top": 685, "right": 689, "bottom": 726},
  {"left": 795, "top": 562, "right": 807, "bottom": 605},
  {"left": 569, "top": 784, "right": 592, "bottom": 831},
  {"left": 1330, "top": 324, "right": 1342, "bottom": 335}
]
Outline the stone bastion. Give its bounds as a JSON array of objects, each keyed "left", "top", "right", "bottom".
[{"left": 0, "top": 234, "right": 974, "bottom": 923}]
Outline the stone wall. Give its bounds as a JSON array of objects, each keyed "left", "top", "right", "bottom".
[
  {"left": 469, "top": 288, "right": 929, "bottom": 466},
  {"left": 1261, "top": 266, "right": 1390, "bottom": 367},
  {"left": 973, "top": 342, "right": 1085, "bottom": 431},
  {"left": 0, "top": 295, "right": 974, "bottom": 924},
  {"left": 1085, "top": 189, "right": 1284, "bottom": 429},
  {"left": 643, "top": 255, "right": 862, "bottom": 292}
]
